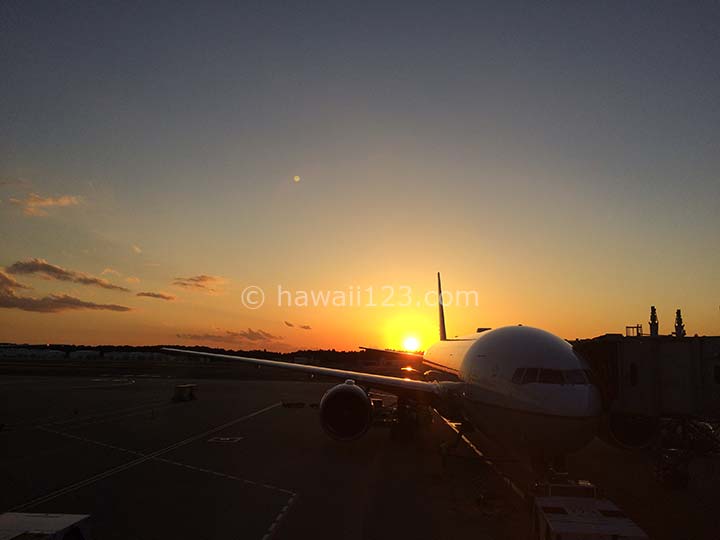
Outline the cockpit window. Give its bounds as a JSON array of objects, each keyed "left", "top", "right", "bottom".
[
  {"left": 511, "top": 368, "right": 525, "bottom": 384},
  {"left": 522, "top": 368, "right": 539, "bottom": 384},
  {"left": 564, "top": 369, "right": 588, "bottom": 385},
  {"left": 538, "top": 369, "right": 564, "bottom": 384},
  {"left": 512, "top": 367, "right": 590, "bottom": 385}
]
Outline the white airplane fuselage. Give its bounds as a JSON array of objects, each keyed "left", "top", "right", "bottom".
[{"left": 424, "top": 325, "right": 602, "bottom": 462}]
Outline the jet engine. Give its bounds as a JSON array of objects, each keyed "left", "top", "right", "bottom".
[{"left": 319, "top": 380, "right": 373, "bottom": 441}]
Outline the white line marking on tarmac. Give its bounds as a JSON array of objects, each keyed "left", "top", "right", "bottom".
[
  {"left": 36, "top": 428, "right": 295, "bottom": 497},
  {"left": 12, "top": 397, "right": 176, "bottom": 431},
  {"left": 11, "top": 402, "right": 283, "bottom": 511},
  {"left": 260, "top": 493, "right": 297, "bottom": 540},
  {"left": 37, "top": 412, "right": 298, "bottom": 540},
  {"left": 208, "top": 436, "right": 244, "bottom": 443},
  {"left": 65, "top": 378, "right": 136, "bottom": 390},
  {"left": 48, "top": 399, "right": 171, "bottom": 428}
]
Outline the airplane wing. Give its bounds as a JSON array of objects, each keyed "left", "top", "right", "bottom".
[
  {"left": 358, "top": 346, "right": 424, "bottom": 360},
  {"left": 162, "top": 347, "right": 446, "bottom": 402}
]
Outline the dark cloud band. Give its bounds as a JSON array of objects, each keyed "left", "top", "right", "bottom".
[
  {"left": 136, "top": 291, "right": 175, "bottom": 301},
  {"left": 7, "top": 258, "right": 130, "bottom": 292}
]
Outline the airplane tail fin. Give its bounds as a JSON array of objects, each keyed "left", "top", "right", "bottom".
[{"left": 438, "top": 272, "right": 447, "bottom": 341}]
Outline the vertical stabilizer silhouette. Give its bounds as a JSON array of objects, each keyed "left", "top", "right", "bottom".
[{"left": 438, "top": 272, "right": 447, "bottom": 341}]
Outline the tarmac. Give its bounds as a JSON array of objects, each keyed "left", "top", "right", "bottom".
[
  {"left": 2, "top": 372, "right": 719, "bottom": 540},
  {"left": 0, "top": 375, "right": 526, "bottom": 540}
]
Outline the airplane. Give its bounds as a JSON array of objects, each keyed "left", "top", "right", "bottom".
[{"left": 164, "top": 273, "right": 603, "bottom": 473}]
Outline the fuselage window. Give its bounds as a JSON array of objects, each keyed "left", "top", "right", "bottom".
[
  {"left": 511, "top": 368, "right": 525, "bottom": 384},
  {"left": 564, "top": 369, "right": 588, "bottom": 385},
  {"left": 539, "top": 369, "right": 564, "bottom": 385},
  {"left": 522, "top": 368, "right": 539, "bottom": 384}
]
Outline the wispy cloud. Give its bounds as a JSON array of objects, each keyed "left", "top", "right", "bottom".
[
  {"left": 173, "top": 274, "right": 225, "bottom": 293},
  {"left": 136, "top": 291, "right": 175, "bottom": 301},
  {"left": 101, "top": 267, "right": 121, "bottom": 276},
  {"left": 0, "top": 270, "right": 31, "bottom": 291},
  {"left": 9, "top": 192, "right": 81, "bottom": 217},
  {"left": 132, "top": 245, "right": 142, "bottom": 254},
  {"left": 227, "top": 328, "right": 280, "bottom": 341},
  {"left": 6, "top": 258, "right": 130, "bottom": 292},
  {"left": 0, "top": 270, "right": 130, "bottom": 313},
  {"left": 125, "top": 276, "right": 140, "bottom": 284},
  {"left": 176, "top": 328, "right": 280, "bottom": 344},
  {"left": 0, "top": 293, "right": 131, "bottom": 313},
  {"left": 284, "top": 320, "right": 312, "bottom": 330}
]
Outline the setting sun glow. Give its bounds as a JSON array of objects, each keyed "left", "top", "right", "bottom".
[{"left": 402, "top": 336, "right": 420, "bottom": 352}]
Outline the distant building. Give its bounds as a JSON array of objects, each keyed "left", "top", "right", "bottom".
[
  {"left": 69, "top": 350, "right": 101, "bottom": 360},
  {"left": 103, "top": 351, "right": 171, "bottom": 362},
  {"left": 0, "top": 348, "right": 65, "bottom": 359}
]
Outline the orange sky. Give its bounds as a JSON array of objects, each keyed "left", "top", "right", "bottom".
[{"left": 2, "top": 251, "right": 718, "bottom": 351}]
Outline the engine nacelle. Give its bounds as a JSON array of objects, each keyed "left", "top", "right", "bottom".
[{"left": 319, "top": 380, "right": 373, "bottom": 441}]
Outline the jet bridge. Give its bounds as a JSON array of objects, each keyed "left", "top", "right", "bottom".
[{"left": 573, "top": 333, "right": 720, "bottom": 448}]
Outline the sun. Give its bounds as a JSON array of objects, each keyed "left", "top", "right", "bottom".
[{"left": 402, "top": 336, "right": 420, "bottom": 352}]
